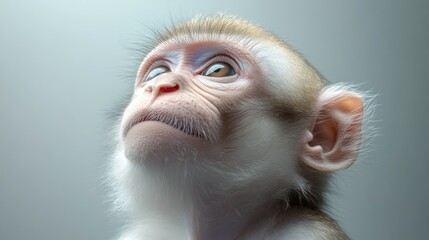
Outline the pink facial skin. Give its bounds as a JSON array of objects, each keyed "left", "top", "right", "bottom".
[
  {"left": 111, "top": 15, "right": 372, "bottom": 239},
  {"left": 120, "top": 40, "right": 263, "bottom": 162}
]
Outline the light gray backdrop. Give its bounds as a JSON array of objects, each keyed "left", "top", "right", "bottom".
[{"left": 1, "top": 0, "right": 428, "bottom": 239}]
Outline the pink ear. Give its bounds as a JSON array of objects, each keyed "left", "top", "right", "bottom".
[{"left": 301, "top": 88, "right": 364, "bottom": 172}]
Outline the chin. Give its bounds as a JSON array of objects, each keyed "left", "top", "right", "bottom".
[{"left": 123, "top": 121, "right": 209, "bottom": 162}]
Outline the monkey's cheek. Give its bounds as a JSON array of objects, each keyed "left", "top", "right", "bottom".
[{"left": 123, "top": 121, "right": 203, "bottom": 162}]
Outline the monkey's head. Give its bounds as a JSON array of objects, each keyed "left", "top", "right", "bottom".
[{"left": 114, "top": 15, "right": 365, "bottom": 206}]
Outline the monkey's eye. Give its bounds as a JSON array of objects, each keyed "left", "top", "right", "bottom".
[
  {"left": 202, "top": 62, "right": 236, "bottom": 77},
  {"left": 146, "top": 66, "right": 170, "bottom": 81}
]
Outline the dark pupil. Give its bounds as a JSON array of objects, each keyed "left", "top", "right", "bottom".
[{"left": 202, "top": 62, "right": 235, "bottom": 77}]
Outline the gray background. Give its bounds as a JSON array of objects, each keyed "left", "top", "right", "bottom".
[{"left": 1, "top": 0, "right": 428, "bottom": 239}]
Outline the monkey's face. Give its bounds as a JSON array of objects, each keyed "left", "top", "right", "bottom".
[{"left": 121, "top": 40, "right": 262, "bottom": 162}]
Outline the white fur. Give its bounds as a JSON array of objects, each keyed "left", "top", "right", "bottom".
[{"left": 107, "top": 19, "right": 372, "bottom": 239}]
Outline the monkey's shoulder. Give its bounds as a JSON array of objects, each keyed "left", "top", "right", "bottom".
[{"left": 242, "top": 208, "right": 350, "bottom": 240}]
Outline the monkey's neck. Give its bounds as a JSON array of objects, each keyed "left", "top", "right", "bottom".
[
  {"left": 134, "top": 171, "right": 324, "bottom": 240},
  {"left": 132, "top": 154, "right": 324, "bottom": 239},
  {"left": 188, "top": 193, "right": 256, "bottom": 240},
  {"left": 184, "top": 193, "right": 322, "bottom": 240}
]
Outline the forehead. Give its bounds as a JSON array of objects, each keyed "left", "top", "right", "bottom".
[
  {"left": 146, "top": 34, "right": 257, "bottom": 61},
  {"left": 143, "top": 15, "right": 293, "bottom": 64}
]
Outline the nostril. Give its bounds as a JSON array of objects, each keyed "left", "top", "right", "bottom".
[{"left": 159, "top": 84, "right": 179, "bottom": 93}]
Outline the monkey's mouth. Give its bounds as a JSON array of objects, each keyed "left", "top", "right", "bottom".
[{"left": 123, "top": 113, "right": 208, "bottom": 140}]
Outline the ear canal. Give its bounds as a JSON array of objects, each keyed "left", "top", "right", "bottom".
[{"left": 301, "top": 91, "right": 364, "bottom": 172}]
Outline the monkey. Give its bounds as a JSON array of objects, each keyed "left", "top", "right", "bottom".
[{"left": 109, "top": 15, "right": 372, "bottom": 240}]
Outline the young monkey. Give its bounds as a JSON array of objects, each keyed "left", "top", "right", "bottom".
[{"left": 110, "top": 15, "right": 370, "bottom": 240}]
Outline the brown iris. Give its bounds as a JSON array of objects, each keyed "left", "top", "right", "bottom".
[{"left": 202, "top": 62, "right": 236, "bottom": 77}]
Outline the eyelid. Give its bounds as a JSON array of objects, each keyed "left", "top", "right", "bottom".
[
  {"left": 141, "top": 59, "right": 172, "bottom": 82},
  {"left": 197, "top": 55, "right": 240, "bottom": 75}
]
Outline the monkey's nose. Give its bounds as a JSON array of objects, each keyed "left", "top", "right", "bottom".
[{"left": 159, "top": 84, "right": 179, "bottom": 93}]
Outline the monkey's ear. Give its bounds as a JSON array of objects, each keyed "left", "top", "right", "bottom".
[{"left": 301, "top": 88, "right": 364, "bottom": 172}]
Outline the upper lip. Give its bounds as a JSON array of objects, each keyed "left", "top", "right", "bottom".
[{"left": 122, "top": 111, "right": 205, "bottom": 139}]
